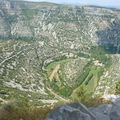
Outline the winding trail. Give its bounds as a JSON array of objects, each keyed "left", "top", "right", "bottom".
[
  {"left": 0, "top": 97, "right": 7, "bottom": 104},
  {"left": 46, "top": 87, "right": 70, "bottom": 102},
  {"left": 0, "top": 46, "right": 32, "bottom": 67}
]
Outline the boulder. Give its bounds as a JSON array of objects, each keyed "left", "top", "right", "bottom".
[
  {"left": 45, "top": 99, "right": 120, "bottom": 120},
  {"left": 45, "top": 103, "right": 96, "bottom": 120},
  {"left": 109, "top": 99, "right": 120, "bottom": 120}
]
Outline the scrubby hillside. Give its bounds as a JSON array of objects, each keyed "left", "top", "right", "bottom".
[{"left": 0, "top": 0, "right": 120, "bottom": 107}]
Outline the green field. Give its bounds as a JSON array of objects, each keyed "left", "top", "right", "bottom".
[{"left": 45, "top": 57, "right": 104, "bottom": 99}]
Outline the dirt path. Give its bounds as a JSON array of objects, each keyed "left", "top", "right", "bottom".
[
  {"left": 46, "top": 87, "right": 70, "bottom": 102},
  {"left": 0, "top": 98, "right": 7, "bottom": 104},
  {"left": 0, "top": 47, "right": 32, "bottom": 67}
]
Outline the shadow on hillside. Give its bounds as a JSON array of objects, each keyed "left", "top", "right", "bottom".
[{"left": 96, "top": 20, "right": 120, "bottom": 54}]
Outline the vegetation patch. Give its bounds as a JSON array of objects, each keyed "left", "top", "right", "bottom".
[{"left": 115, "top": 81, "right": 120, "bottom": 94}]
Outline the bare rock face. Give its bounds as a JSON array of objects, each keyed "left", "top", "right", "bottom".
[
  {"left": 109, "top": 99, "right": 120, "bottom": 120},
  {"left": 46, "top": 99, "right": 120, "bottom": 120}
]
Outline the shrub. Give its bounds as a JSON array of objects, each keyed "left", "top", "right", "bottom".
[
  {"left": 0, "top": 100, "right": 52, "bottom": 120},
  {"left": 115, "top": 81, "right": 120, "bottom": 94}
]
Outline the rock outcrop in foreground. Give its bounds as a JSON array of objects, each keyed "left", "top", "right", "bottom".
[{"left": 45, "top": 99, "right": 120, "bottom": 120}]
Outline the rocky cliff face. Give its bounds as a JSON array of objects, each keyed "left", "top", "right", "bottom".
[{"left": 0, "top": 0, "right": 120, "bottom": 106}]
